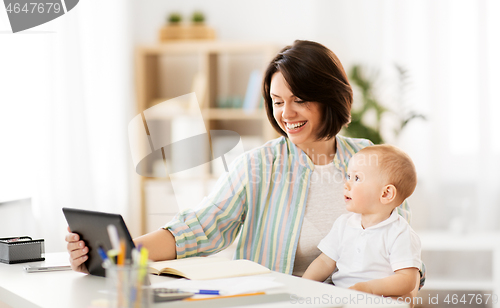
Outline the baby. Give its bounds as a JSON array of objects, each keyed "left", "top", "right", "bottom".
[{"left": 302, "top": 144, "right": 421, "bottom": 297}]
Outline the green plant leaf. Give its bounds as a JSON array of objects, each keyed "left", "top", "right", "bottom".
[{"left": 346, "top": 63, "right": 426, "bottom": 144}]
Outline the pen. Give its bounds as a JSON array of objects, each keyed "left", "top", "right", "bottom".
[
  {"left": 139, "top": 247, "right": 148, "bottom": 267},
  {"left": 131, "top": 248, "right": 140, "bottom": 265},
  {"left": 107, "top": 224, "right": 121, "bottom": 251},
  {"left": 135, "top": 247, "right": 149, "bottom": 308},
  {"left": 175, "top": 289, "right": 222, "bottom": 295},
  {"left": 107, "top": 249, "right": 119, "bottom": 264},
  {"left": 193, "top": 289, "right": 222, "bottom": 295},
  {"left": 97, "top": 245, "right": 111, "bottom": 267},
  {"left": 117, "top": 240, "right": 126, "bottom": 266}
]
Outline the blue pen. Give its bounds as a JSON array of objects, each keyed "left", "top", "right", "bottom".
[
  {"left": 176, "top": 288, "right": 221, "bottom": 295},
  {"left": 97, "top": 245, "right": 112, "bottom": 266},
  {"left": 191, "top": 289, "right": 222, "bottom": 295},
  {"left": 97, "top": 246, "right": 108, "bottom": 261}
]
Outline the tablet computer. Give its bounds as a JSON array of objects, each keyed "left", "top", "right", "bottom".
[{"left": 62, "top": 207, "right": 136, "bottom": 277}]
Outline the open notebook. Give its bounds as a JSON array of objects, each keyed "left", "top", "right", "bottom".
[{"left": 149, "top": 257, "right": 271, "bottom": 280}]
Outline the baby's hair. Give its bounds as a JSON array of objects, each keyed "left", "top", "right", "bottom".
[{"left": 357, "top": 145, "right": 417, "bottom": 204}]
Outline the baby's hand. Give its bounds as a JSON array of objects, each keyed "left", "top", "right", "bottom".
[{"left": 349, "top": 282, "right": 373, "bottom": 294}]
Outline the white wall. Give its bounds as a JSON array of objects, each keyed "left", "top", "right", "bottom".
[
  {"left": 0, "top": 199, "right": 37, "bottom": 239},
  {"left": 131, "top": 0, "right": 420, "bottom": 66},
  {"left": 133, "top": 0, "right": 318, "bottom": 46}
]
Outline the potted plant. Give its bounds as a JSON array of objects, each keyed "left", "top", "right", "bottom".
[
  {"left": 343, "top": 64, "right": 426, "bottom": 144},
  {"left": 159, "top": 11, "right": 215, "bottom": 41},
  {"left": 159, "top": 13, "right": 183, "bottom": 41},
  {"left": 191, "top": 11, "right": 205, "bottom": 24},
  {"left": 189, "top": 11, "right": 215, "bottom": 40},
  {"left": 168, "top": 12, "right": 182, "bottom": 25}
]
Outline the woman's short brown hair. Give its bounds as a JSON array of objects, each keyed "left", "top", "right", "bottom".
[{"left": 262, "top": 40, "right": 352, "bottom": 140}]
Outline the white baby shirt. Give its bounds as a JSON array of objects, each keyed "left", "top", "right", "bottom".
[{"left": 317, "top": 210, "right": 421, "bottom": 288}]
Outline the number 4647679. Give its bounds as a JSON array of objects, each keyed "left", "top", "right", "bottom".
[
  {"left": 444, "top": 293, "right": 498, "bottom": 305},
  {"left": 6, "top": 3, "right": 62, "bottom": 14}
]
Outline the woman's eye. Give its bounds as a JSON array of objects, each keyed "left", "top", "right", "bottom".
[
  {"left": 355, "top": 175, "right": 360, "bottom": 181},
  {"left": 295, "top": 100, "right": 305, "bottom": 104},
  {"left": 273, "top": 101, "right": 283, "bottom": 106},
  {"left": 346, "top": 174, "right": 350, "bottom": 180}
]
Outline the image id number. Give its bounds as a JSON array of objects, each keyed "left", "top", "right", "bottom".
[
  {"left": 6, "top": 3, "right": 61, "bottom": 14},
  {"left": 444, "top": 293, "right": 498, "bottom": 305}
]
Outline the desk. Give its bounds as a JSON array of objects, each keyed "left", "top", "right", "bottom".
[{"left": 0, "top": 252, "right": 409, "bottom": 308}]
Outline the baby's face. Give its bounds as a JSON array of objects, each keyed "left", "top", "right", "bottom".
[{"left": 344, "top": 152, "right": 384, "bottom": 214}]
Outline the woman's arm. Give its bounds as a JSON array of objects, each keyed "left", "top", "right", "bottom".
[
  {"left": 349, "top": 267, "right": 419, "bottom": 297},
  {"left": 302, "top": 253, "right": 337, "bottom": 282},
  {"left": 165, "top": 155, "right": 249, "bottom": 259},
  {"left": 65, "top": 154, "right": 248, "bottom": 271},
  {"left": 133, "top": 228, "right": 176, "bottom": 261}
]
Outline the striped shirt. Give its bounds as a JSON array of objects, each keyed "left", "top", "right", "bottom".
[{"left": 164, "top": 135, "right": 412, "bottom": 275}]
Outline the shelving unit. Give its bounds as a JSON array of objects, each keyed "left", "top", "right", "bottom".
[
  {"left": 135, "top": 41, "right": 280, "bottom": 234},
  {"left": 419, "top": 231, "right": 500, "bottom": 308}
]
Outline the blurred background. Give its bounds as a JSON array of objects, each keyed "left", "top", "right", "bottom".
[{"left": 1, "top": 1, "right": 499, "bottom": 307}]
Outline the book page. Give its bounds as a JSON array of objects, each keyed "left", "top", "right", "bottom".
[
  {"left": 150, "top": 258, "right": 270, "bottom": 280},
  {"left": 150, "top": 256, "right": 229, "bottom": 273}
]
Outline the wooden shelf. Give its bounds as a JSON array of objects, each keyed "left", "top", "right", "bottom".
[
  {"left": 138, "top": 41, "right": 279, "bottom": 55},
  {"left": 203, "top": 108, "right": 266, "bottom": 120}
]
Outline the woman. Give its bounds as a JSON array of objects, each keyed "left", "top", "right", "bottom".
[{"left": 66, "top": 40, "right": 421, "bottom": 300}]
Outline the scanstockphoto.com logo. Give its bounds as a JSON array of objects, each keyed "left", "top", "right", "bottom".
[{"left": 3, "top": 0, "right": 79, "bottom": 33}]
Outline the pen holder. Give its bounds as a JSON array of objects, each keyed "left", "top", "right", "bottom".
[{"left": 104, "top": 263, "right": 151, "bottom": 308}]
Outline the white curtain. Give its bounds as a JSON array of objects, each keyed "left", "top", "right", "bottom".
[
  {"left": 312, "top": 0, "right": 500, "bottom": 232},
  {"left": 370, "top": 0, "right": 500, "bottom": 232},
  {"left": 0, "top": 0, "right": 133, "bottom": 252}
]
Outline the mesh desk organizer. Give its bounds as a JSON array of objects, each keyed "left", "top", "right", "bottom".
[{"left": 0, "top": 236, "right": 45, "bottom": 264}]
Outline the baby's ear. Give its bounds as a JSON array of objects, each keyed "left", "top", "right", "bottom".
[{"left": 380, "top": 184, "right": 397, "bottom": 204}]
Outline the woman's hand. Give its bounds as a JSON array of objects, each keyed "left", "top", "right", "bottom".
[{"left": 65, "top": 226, "right": 89, "bottom": 274}]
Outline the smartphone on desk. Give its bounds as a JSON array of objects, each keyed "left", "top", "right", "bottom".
[{"left": 23, "top": 265, "right": 72, "bottom": 273}]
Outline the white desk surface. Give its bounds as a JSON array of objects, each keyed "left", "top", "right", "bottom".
[{"left": 0, "top": 252, "right": 408, "bottom": 308}]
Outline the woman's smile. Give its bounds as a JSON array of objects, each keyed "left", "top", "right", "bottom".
[{"left": 284, "top": 120, "right": 308, "bottom": 133}]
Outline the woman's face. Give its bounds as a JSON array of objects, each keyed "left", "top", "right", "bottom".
[{"left": 270, "top": 72, "right": 322, "bottom": 148}]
